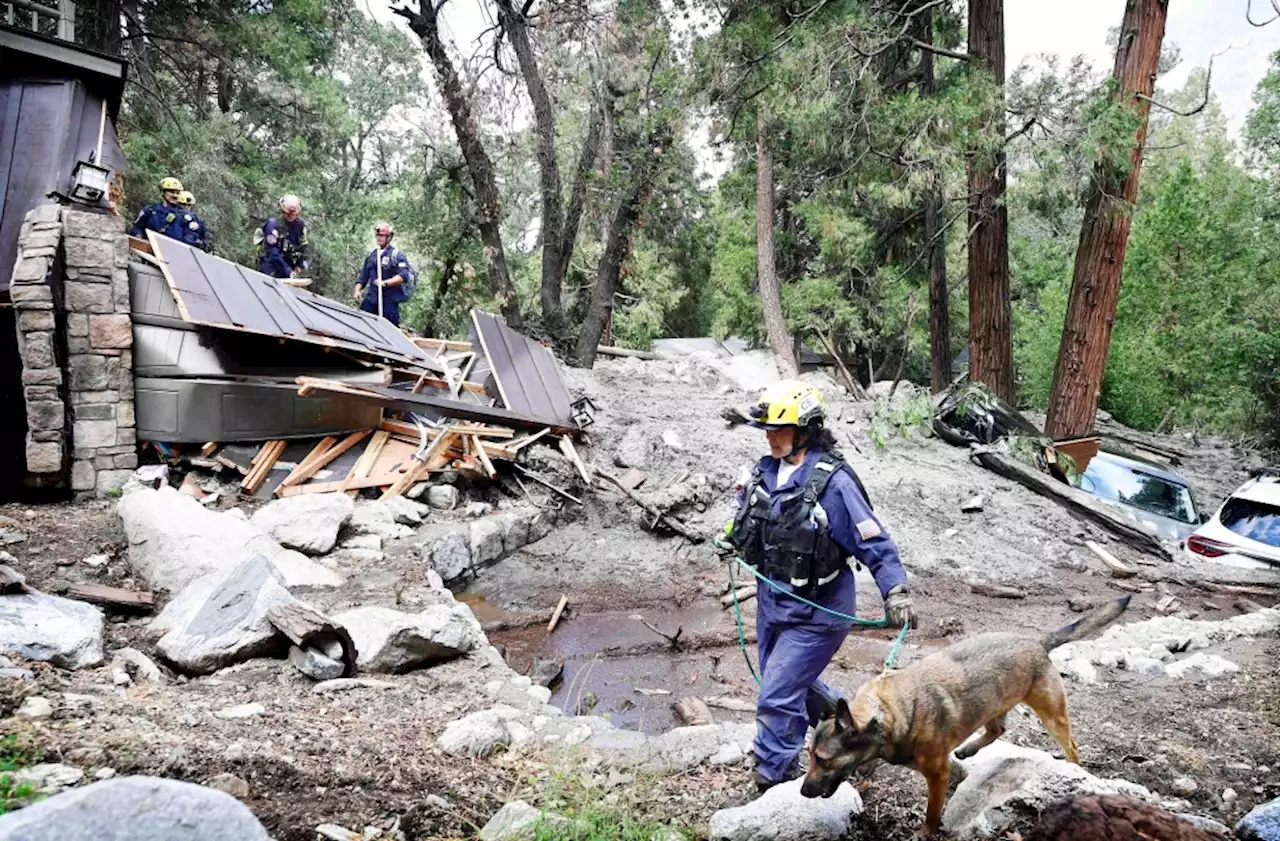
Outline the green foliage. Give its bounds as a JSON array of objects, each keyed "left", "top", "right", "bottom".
[
  {"left": 867, "top": 390, "right": 934, "bottom": 450},
  {"left": 521, "top": 764, "right": 681, "bottom": 841},
  {"left": 0, "top": 731, "right": 43, "bottom": 815}
]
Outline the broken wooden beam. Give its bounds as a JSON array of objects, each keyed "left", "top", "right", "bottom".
[
  {"left": 242, "top": 439, "right": 286, "bottom": 494},
  {"left": 967, "top": 581, "right": 1027, "bottom": 600},
  {"left": 558, "top": 436, "right": 592, "bottom": 485},
  {"left": 412, "top": 337, "right": 473, "bottom": 353},
  {"left": 267, "top": 602, "right": 358, "bottom": 678},
  {"left": 273, "top": 431, "right": 369, "bottom": 496},
  {"left": 200, "top": 442, "right": 219, "bottom": 458},
  {"left": 596, "top": 469, "right": 704, "bottom": 543},
  {"left": 704, "top": 695, "right": 757, "bottom": 713},
  {"left": 512, "top": 464, "right": 583, "bottom": 505},
  {"left": 381, "top": 429, "right": 458, "bottom": 499},
  {"left": 721, "top": 585, "right": 757, "bottom": 608},
  {"left": 547, "top": 594, "right": 569, "bottom": 633},
  {"left": 1084, "top": 540, "right": 1138, "bottom": 579},
  {"left": 970, "top": 447, "right": 1172, "bottom": 561},
  {"left": 66, "top": 584, "right": 155, "bottom": 614}
]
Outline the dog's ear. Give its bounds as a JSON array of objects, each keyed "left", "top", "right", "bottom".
[
  {"left": 819, "top": 696, "right": 840, "bottom": 722},
  {"left": 834, "top": 698, "right": 855, "bottom": 732}
]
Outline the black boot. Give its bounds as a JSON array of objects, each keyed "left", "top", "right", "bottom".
[{"left": 720, "top": 768, "right": 797, "bottom": 810}]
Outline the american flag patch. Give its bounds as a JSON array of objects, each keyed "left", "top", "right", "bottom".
[{"left": 856, "top": 518, "right": 882, "bottom": 540}]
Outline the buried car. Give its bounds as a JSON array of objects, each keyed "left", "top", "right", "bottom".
[
  {"left": 1071, "top": 448, "right": 1203, "bottom": 545},
  {"left": 1184, "top": 467, "right": 1280, "bottom": 570}
]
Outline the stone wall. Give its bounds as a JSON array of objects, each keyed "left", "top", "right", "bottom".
[{"left": 8, "top": 204, "right": 136, "bottom": 496}]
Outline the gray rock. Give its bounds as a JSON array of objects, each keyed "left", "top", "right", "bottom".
[
  {"left": 342, "top": 534, "right": 383, "bottom": 551},
  {"left": 616, "top": 426, "right": 651, "bottom": 469},
  {"left": 501, "top": 512, "right": 531, "bottom": 554},
  {"left": 1170, "top": 777, "right": 1198, "bottom": 797},
  {"left": 1236, "top": 795, "right": 1280, "bottom": 840},
  {"left": 661, "top": 428, "right": 685, "bottom": 451},
  {"left": 214, "top": 702, "right": 265, "bottom": 719},
  {"left": 1165, "top": 653, "right": 1240, "bottom": 679},
  {"left": 156, "top": 556, "right": 294, "bottom": 675},
  {"left": 471, "top": 518, "right": 505, "bottom": 565},
  {"left": 529, "top": 658, "right": 564, "bottom": 688},
  {"left": 288, "top": 645, "right": 344, "bottom": 681},
  {"left": 439, "top": 709, "right": 510, "bottom": 757},
  {"left": 316, "top": 825, "right": 361, "bottom": 841},
  {"left": 942, "top": 741, "right": 1156, "bottom": 838},
  {"left": 1178, "top": 814, "right": 1231, "bottom": 835},
  {"left": 249, "top": 494, "right": 353, "bottom": 555},
  {"left": 203, "top": 773, "right": 249, "bottom": 800},
  {"left": 0, "top": 775, "right": 270, "bottom": 841},
  {"left": 643, "top": 724, "right": 756, "bottom": 773},
  {"left": 348, "top": 502, "right": 413, "bottom": 541},
  {"left": 960, "top": 495, "right": 985, "bottom": 513},
  {"left": 383, "top": 496, "right": 428, "bottom": 526},
  {"left": 112, "top": 648, "right": 164, "bottom": 684},
  {"left": 336, "top": 603, "right": 484, "bottom": 673},
  {"left": 312, "top": 678, "right": 397, "bottom": 694},
  {"left": 118, "top": 486, "right": 342, "bottom": 591},
  {"left": 14, "top": 763, "right": 85, "bottom": 794},
  {"left": 480, "top": 801, "right": 580, "bottom": 841},
  {"left": 426, "top": 485, "right": 459, "bottom": 510},
  {"left": 0, "top": 667, "right": 34, "bottom": 681},
  {"left": 709, "top": 779, "right": 862, "bottom": 841},
  {"left": 428, "top": 529, "right": 471, "bottom": 581},
  {"left": 0, "top": 591, "right": 104, "bottom": 670},
  {"left": 1122, "top": 653, "right": 1166, "bottom": 676},
  {"left": 466, "top": 502, "right": 494, "bottom": 518}
]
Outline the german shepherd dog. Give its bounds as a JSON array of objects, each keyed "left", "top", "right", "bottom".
[{"left": 801, "top": 597, "right": 1131, "bottom": 832}]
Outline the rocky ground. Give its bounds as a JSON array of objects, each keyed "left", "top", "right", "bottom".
[{"left": 1, "top": 350, "right": 1279, "bottom": 840}]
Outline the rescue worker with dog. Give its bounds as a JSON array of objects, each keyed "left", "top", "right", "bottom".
[
  {"left": 727, "top": 380, "right": 917, "bottom": 802},
  {"left": 129, "top": 176, "right": 186, "bottom": 240},
  {"left": 353, "top": 222, "right": 416, "bottom": 326}
]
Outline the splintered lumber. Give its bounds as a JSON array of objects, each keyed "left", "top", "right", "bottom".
[
  {"left": 1108, "top": 579, "right": 1154, "bottom": 594},
  {"left": 705, "top": 696, "right": 757, "bottom": 713},
  {"left": 413, "top": 337, "right": 473, "bottom": 353},
  {"left": 279, "top": 475, "right": 405, "bottom": 496},
  {"left": 200, "top": 442, "right": 219, "bottom": 458},
  {"left": 66, "top": 584, "right": 155, "bottom": 614},
  {"left": 344, "top": 430, "right": 391, "bottom": 495},
  {"left": 379, "top": 418, "right": 514, "bottom": 439},
  {"left": 267, "top": 602, "right": 358, "bottom": 678},
  {"left": 278, "top": 436, "right": 339, "bottom": 491},
  {"left": 547, "top": 594, "right": 569, "bottom": 633},
  {"left": 471, "top": 435, "right": 498, "bottom": 479},
  {"left": 618, "top": 469, "right": 648, "bottom": 491},
  {"left": 967, "top": 581, "right": 1027, "bottom": 600},
  {"left": 381, "top": 429, "right": 458, "bottom": 499},
  {"left": 405, "top": 372, "right": 488, "bottom": 395},
  {"left": 674, "top": 697, "right": 715, "bottom": 726},
  {"left": 0, "top": 565, "right": 26, "bottom": 594},
  {"left": 1084, "top": 540, "right": 1138, "bottom": 579},
  {"left": 507, "top": 427, "right": 551, "bottom": 452},
  {"left": 721, "top": 585, "right": 757, "bottom": 608},
  {"left": 970, "top": 448, "right": 1172, "bottom": 561},
  {"left": 273, "top": 431, "right": 369, "bottom": 496},
  {"left": 242, "top": 440, "right": 286, "bottom": 494},
  {"left": 558, "top": 436, "right": 592, "bottom": 484},
  {"left": 512, "top": 464, "right": 583, "bottom": 505},
  {"left": 596, "top": 469, "right": 704, "bottom": 543}
]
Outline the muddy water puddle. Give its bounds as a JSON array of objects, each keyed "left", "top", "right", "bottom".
[{"left": 459, "top": 591, "right": 922, "bottom": 734}]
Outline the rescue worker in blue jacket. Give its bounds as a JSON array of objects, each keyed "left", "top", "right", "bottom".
[
  {"left": 129, "top": 176, "right": 186, "bottom": 240},
  {"left": 353, "top": 222, "right": 416, "bottom": 326},
  {"left": 175, "top": 191, "right": 209, "bottom": 252},
  {"left": 728, "top": 380, "right": 917, "bottom": 800},
  {"left": 256, "top": 194, "right": 313, "bottom": 278}
]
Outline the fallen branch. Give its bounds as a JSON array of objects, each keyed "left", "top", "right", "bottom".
[
  {"left": 704, "top": 695, "right": 757, "bottom": 713},
  {"left": 1084, "top": 540, "right": 1137, "bottom": 579},
  {"left": 513, "top": 463, "right": 582, "bottom": 505},
  {"left": 720, "top": 585, "right": 757, "bottom": 608},
  {"left": 267, "top": 602, "right": 358, "bottom": 678},
  {"left": 967, "top": 581, "right": 1027, "bottom": 600},
  {"left": 637, "top": 616, "right": 683, "bottom": 650},
  {"left": 596, "top": 469, "right": 704, "bottom": 543},
  {"left": 970, "top": 448, "right": 1172, "bottom": 561},
  {"left": 596, "top": 345, "right": 660, "bottom": 360},
  {"left": 547, "top": 594, "right": 569, "bottom": 633}
]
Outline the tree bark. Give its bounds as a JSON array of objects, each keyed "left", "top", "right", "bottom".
[
  {"left": 1045, "top": 0, "right": 1168, "bottom": 441},
  {"left": 396, "top": 3, "right": 523, "bottom": 328},
  {"left": 921, "top": 6, "right": 952, "bottom": 394},
  {"left": 966, "top": 0, "right": 1013, "bottom": 402},
  {"left": 756, "top": 108, "right": 798, "bottom": 376}
]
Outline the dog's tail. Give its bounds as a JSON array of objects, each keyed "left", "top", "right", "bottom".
[{"left": 1041, "top": 596, "right": 1131, "bottom": 651}]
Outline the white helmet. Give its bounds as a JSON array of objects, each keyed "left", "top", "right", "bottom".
[{"left": 279, "top": 194, "right": 302, "bottom": 213}]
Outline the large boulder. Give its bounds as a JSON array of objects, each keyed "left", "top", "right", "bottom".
[
  {"left": 709, "top": 779, "right": 863, "bottom": 841},
  {"left": 424, "top": 527, "right": 471, "bottom": 582},
  {"left": 642, "top": 724, "right": 756, "bottom": 773},
  {"left": 0, "top": 591, "right": 104, "bottom": 670},
  {"left": 249, "top": 494, "right": 353, "bottom": 555},
  {"left": 479, "top": 801, "right": 581, "bottom": 841},
  {"left": 439, "top": 709, "right": 511, "bottom": 757},
  {"left": 118, "top": 486, "right": 342, "bottom": 592},
  {"left": 348, "top": 502, "right": 413, "bottom": 541},
  {"left": 941, "top": 741, "right": 1157, "bottom": 838},
  {"left": 1238, "top": 796, "right": 1280, "bottom": 841},
  {"left": 155, "top": 555, "right": 294, "bottom": 675},
  {"left": 0, "top": 775, "right": 269, "bottom": 841},
  {"left": 335, "top": 602, "right": 484, "bottom": 673}
]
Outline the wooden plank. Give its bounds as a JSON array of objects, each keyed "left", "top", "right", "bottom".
[
  {"left": 618, "top": 468, "right": 648, "bottom": 491},
  {"left": 379, "top": 418, "right": 514, "bottom": 439},
  {"left": 382, "top": 430, "right": 459, "bottom": 499},
  {"left": 471, "top": 434, "right": 498, "bottom": 479},
  {"left": 66, "top": 584, "right": 155, "bottom": 614},
  {"left": 344, "top": 430, "right": 391, "bottom": 495},
  {"left": 548, "top": 594, "right": 569, "bottom": 633},
  {"left": 559, "top": 436, "right": 592, "bottom": 484},
  {"left": 128, "top": 234, "right": 154, "bottom": 255},
  {"left": 413, "top": 338, "right": 473, "bottom": 353},
  {"left": 200, "top": 442, "right": 218, "bottom": 458},
  {"left": 267, "top": 602, "right": 357, "bottom": 678},
  {"left": 595, "top": 345, "right": 660, "bottom": 360},
  {"left": 270, "top": 430, "right": 370, "bottom": 495},
  {"left": 508, "top": 427, "right": 551, "bottom": 452},
  {"left": 1084, "top": 540, "right": 1138, "bottom": 579},
  {"left": 278, "top": 474, "right": 402, "bottom": 496},
  {"left": 400, "top": 371, "right": 489, "bottom": 395},
  {"left": 242, "top": 439, "right": 286, "bottom": 494},
  {"left": 278, "top": 436, "right": 339, "bottom": 491}
]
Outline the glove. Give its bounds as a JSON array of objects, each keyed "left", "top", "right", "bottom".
[{"left": 884, "top": 585, "right": 918, "bottom": 629}]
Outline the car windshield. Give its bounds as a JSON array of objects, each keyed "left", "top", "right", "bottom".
[
  {"left": 1220, "top": 497, "right": 1280, "bottom": 548},
  {"left": 1075, "top": 458, "right": 1198, "bottom": 525}
]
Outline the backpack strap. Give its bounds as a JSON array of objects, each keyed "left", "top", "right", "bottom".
[{"left": 803, "top": 451, "right": 874, "bottom": 511}]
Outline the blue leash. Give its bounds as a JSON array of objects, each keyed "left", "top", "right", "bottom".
[{"left": 728, "top": 554, "right": 910, "bottom": 687}]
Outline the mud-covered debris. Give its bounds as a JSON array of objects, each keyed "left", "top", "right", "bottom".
[
  {"left": 529, "top": 658, "right": 564, "bottom": 688},
  {"left": 1069, "top": 596, "right": 1096, "bottom": 613}
]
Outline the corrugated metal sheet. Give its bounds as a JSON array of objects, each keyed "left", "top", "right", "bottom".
[
  {"left": 147, "top": 234, "right": 438, "bottom": 369},
  {"left": 0, "top": 76, "right": 125, "bottom": 291},
  {"left": 469, "top": 310, "right": 574, "bottom": 426}
]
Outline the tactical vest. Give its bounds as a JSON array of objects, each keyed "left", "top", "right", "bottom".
[{"left": 731, "top": 453, "right": 871, "bottom": 588}]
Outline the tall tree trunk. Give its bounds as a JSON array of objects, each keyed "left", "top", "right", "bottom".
[
  {"left": 1045, "top": 0, "right": 1168, "bottom": 440},
  {"left": 966, "top": 0, "right": 1013, "bottom": 401},
  {"left": 396, "top": 3, "right": 523, "bottom": 328},
  {"left": 756, "top": 108, "right": 798, "bottom": 376},
  {"left": 921, "top": 6, "right": 952, "bottom": 394}
]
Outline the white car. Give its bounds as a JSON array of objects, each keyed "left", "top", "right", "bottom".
[{"left": 1185, "top": 468, "right": 1280, "bottom": 570}]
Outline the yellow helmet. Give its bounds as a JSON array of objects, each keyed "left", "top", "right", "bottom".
[
  {"left": 159, "top": 176, "right": 184, "bottom": 192},
  {"left": 749, "top": 380, "right": 825, "bottom": 428},
  {"left": 177, "top": 190, "right": 195, "bottom": 207}
]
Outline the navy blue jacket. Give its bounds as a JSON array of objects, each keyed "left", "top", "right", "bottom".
[
  {"left": 176, "top": 210, "right": 208, "bottom": 251},
  {"left": 742, "top": 448, "right": 908, "bottom": 630},
  {"left": 130, "top": 203, "right": 184, "bottom": 240},
  {"left": 258, "top": 216, "right": 311, "bottom": 277}
]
